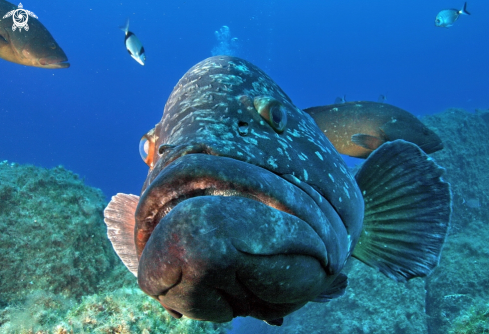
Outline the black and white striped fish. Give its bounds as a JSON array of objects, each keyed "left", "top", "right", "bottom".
[{"left": 121, "top": 19, "right": 145, "bottom": 65}]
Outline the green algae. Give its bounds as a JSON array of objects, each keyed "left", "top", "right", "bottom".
[
  {"left": 0, "top": 162, "right": 117, "bottom": 304},
  {"left": 0, "top": 287, "right": 229, "bottom": 334},
  {"left": 449, "top": 302, "right": 489, "bottom": 334}
]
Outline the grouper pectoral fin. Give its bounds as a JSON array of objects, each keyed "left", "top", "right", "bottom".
[
  {"left": 312, "top": 273, "right": 348, "bottom": 302},
  {"left": 352, "top": 140, "right": 451, "bottom": 282},
  {"left": 351, "top": 133, "right": 385, "bottom": 151},
  {"left": 104, "top": 193, "right": 140, "bottom": 277}
]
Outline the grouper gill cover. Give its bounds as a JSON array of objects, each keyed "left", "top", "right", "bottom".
[{"left": 104, "top": 56, "right": 451, "bottom": 325}]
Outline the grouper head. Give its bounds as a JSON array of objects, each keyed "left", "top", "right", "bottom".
[
  {"left": 116, "top": 56, "right": 365, "bottom": 323},
  {"left": 0, "top": 0, "right": 69, "bottom": 68}
]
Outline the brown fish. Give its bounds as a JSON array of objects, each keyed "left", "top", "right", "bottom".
[
  {"left": 0, "top": 0, "right": 69, "bottom": 68},
  {"left": 304, "top": 101, "right": 443, "bottom": 158}
]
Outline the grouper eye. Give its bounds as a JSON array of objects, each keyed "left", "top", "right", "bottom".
[
  {"left": 253, "top": 96, "right": 287, "bottom": 133},
  {"left": 139, "top": 128, "right": 156, "bottom": 167}
]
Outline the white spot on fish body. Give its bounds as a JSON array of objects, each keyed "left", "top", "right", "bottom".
[
  {"left": 267, "top": 156, "right": 278, "bottom": 168},
  {"left": 242, "top": 137, "right": 258, "bottom": 146},
  {"left": 250, "top": 129, "right": 271, "bottom": 140},
  {"left": 339, "top": 197, "right": 342, "bottom": 202},
  {"left": 287, "top": 129, "right": 301, "bottom": 138},
  {"left": 346, "top": 234, "right": 353, "bottom": 253},
  {"left": 344, "top": 187, "right": 350, "bottom": 199},
  {"left": 328, "top": 173, "right": 335, "bottom": 182},
  {"left": 315, "top": 151, "right": 324, "bottom": 161},
  {"left": 303, "top": 169, "right": 308, "bottom": 181}
]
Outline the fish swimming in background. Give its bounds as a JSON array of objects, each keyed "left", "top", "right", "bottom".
[
  {"left": 304, "top": 101, "right": 444, "bottom": 158},
  {"left": 121, "top": 19, "right": 145, "bottom": 65},
  {"left": 378, "top": 94, "right": 387, "bottom": 103},
  {"left": 435, "top": 2, "right": 470, "bottom": 28},
  {"left": 334, "top": 95, "right": 346, "bottom": 104},
  {"left": 0, "top": 0, "right": 69, "bottom": 68},
  {"left": 104, "top": 56, "right": 451, "bottom": 326}
]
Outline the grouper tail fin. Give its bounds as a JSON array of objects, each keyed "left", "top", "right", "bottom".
[{"left": 352, "top": 140, "right": 451, "bottom": 282}]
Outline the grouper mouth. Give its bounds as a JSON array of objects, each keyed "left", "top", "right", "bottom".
[
  {"left": 135, "top": 153, "right": 347, "bottom": 322},
  {"left": 38, "top": 55, "right": 70, "bottom": 69},
  {"left": 20, "top": 49, "right": 70, "bottom": 69}
]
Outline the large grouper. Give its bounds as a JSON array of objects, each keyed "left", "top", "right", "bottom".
[
  {"left": 304, "top": 101, "right": 444, "bottom": 159},
  {"left": 104, "top": 56, "right": 451, "bottom": 326},
  {"left": 0, "top": 0, "right": 69, "bottom": 68}
]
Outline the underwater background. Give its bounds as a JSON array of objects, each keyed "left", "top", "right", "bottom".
[{"left": 1, "top": 0, "right": 489, "bottom": 333}]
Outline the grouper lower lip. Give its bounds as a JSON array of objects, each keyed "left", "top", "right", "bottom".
[
  {"left": 38, "top": 56, "right": 70, "bottom": 69},
  {"left": 135, "top": 153, "right": 347, "bottom": 321}
]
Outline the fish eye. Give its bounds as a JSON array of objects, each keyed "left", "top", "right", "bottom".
[
  {"left": 49, "top": 43, "right": 56, "bottom": 50},
  {"left": 139, "top": 128, "right": 156, "bottom": 167},
  {"left": 253, "top": 96, "right": 287, "bottom": 133}
]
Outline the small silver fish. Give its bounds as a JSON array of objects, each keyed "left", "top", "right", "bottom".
[
  {"left": 435, "top": 2, "right": 470, "bottom": 28},
  {"left": 121, "top": 19, "right": 145, "bottom": 65}
]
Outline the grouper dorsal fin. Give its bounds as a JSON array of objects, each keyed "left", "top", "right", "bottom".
[{"left": 104, "top": 193, "right": 140, "bottom": 277}]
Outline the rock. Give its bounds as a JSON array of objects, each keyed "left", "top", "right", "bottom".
[{"left": 422, "top": 109, "right": 489, "bottom": 334}]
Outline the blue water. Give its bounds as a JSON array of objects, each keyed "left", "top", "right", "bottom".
[{"left": 1, "top": 0, "right": 488, "bottom": 198}]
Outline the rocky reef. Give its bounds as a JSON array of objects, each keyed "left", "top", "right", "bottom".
[
  {"left": 423, "top": 108, "right": 489, "bottom": 334},
  {"left": 0, "top": 162, "right": 117, "bottom": 304},
  {"left": 0, "top": 162, "right": 229, "bottom": 333}
]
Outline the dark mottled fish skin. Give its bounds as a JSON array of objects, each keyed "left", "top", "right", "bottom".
[
  {"left": 142, "top": 56, "right": 362, "bottom": 236},
  {"left": 304, "top": 101, "right": 443, "bottom": 158},
  {"left": 104, "top": 56, "right": 451, "bottom": 326},
  {"left": 135, "top": 55, "right": 364, "bottom": 322},
  {"left": 0, "top": 0, "right": 69, "bottom": 68}
]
